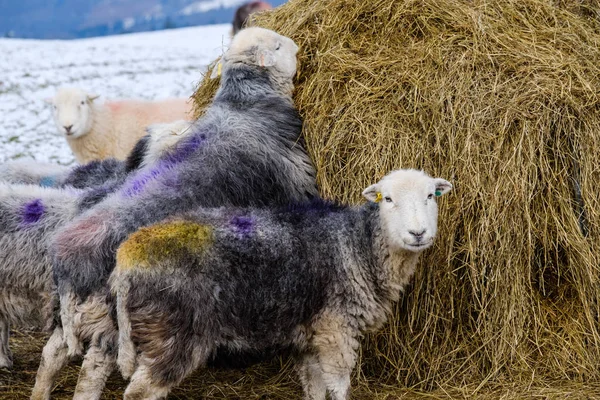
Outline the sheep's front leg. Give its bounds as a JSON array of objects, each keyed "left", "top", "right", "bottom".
[
  {"left": 30, "top": 327, "right": 70, "bottom": 400},
  {"left": 0, "top": 318, "right": 13, "bottom": 368},
  {"left": 72, "top": 345, "right": 116, "bottom": 400},
  {"left": 123, "top": 365, "right": 171, "bottom": 400},
  {"left": 310, "top": 317, "right": 359, "bottom": 400},
  {"left": 298, "top": 353, "right": 327, "bottom": 400}
]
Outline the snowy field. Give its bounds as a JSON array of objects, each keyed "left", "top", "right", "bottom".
[{"left": 0, "top": 24, "right": 231, "bottom": 165}]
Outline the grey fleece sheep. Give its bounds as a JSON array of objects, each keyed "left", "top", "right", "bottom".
[
  {"left": 111, "top": 169, "right": 452, "bottom": 400},
  {"left": 0, "top": 130, "right": 162, "bottom": 370},
  {"left": 0, "top": 133, "right": 153, "bottom": 189},
  {"left": 0, "top": 184, "right": 81, "bottom": 369},
  {"left": 31, "top": 27, "right": 317, "bottom": 400}
]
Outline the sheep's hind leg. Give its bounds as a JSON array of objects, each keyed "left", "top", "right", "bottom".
[
  {"left": 72, "top": 344, "right": 116, "bottom": 400},
  {"left": 30, "top": 327, "right": 70, "bottom": 400},
  {"left": 0, "top": 318, "right": 13, "bottom": 368},
  {"left": 123, "top": 365, "right": 170, "bottom": 400},
  {"left": 298, "top": 353, "right": 327, "bottom": 400}
]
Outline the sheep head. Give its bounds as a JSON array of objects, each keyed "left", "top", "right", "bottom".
[
  {"left": 47, "top": 87, "right": 98, "bottom": 139},
  {"left": 223, "top": 27, "right": 299, "bottom": 80},
  {"left": 363, "top": 169, "right": 452, "bottom": 252}
]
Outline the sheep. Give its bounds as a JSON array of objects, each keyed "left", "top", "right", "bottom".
[
  {"left": 0, "top": 120, "right": 191, "bottom": 190},
  {"left": 0, "top": 122, "right": 183, "bottom": 374},
  {"left": 46, "top": 87, "right": 193, "bottom": 163},
  {"left": 31, "top": 27, "right": 317, "bottom": 400},
  {"left": 0, "top": 184, "right": 82, "bottom": 369},
  {"left": 111, "top": 168, "right": 452, "bottom": 399},
  {"left": 0, "top": 161, "right": 72, "bottom": 187}
]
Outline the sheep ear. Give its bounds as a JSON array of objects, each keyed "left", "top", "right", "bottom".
[
  {"left": 256, "top": 49, "right": 276, "bottom": 67},
  {"left": 87, "top": 94, "right": 100, "bottom": 102},
  {"left": 362, "top": 183, "right": 381, "bottom": 203},
  {"left": 433, "top": 178, "right": 452, "bottom": 197}
]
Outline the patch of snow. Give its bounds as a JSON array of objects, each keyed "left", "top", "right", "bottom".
[
  {"left": 0, "top": 24, "right": 231, "bottom": 166},
  {"left": 180, "top": 0, "right": 247, "bottom": 16}
]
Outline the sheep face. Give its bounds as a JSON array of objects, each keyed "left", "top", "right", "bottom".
[
  {"left": 49, "top": 88, "right": 98, "bottom": 139},
  {"left": 363, "top": 169, "right": 452, "bottom": 252},
  {"left": 225, "top": 27, "right": 299, "bottom": 79}
]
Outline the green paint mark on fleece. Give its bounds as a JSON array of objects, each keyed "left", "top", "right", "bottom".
[{"left": 117, "top": 221, "right": 214, "bottom": 271}]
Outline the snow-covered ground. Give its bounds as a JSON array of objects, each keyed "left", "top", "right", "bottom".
[{"left": 0, "top": 24, "right": 231, "bottom": 165}]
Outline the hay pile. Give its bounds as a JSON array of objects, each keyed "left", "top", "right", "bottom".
[{"left": 193, "top": 0, "right": 600, "bottom": 394}]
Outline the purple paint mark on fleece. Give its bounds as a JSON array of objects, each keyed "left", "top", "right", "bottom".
[
  {"left": 230, "top": 215, "right": 255, "bottom": 238},
  {"left": 21, "top": 199, "right": 45, "bottom": 225},
  {"left": 121, "top": 132, "right": 208, "bottom": 198},
  {"left": 122, "top": 164, "right": 166, "bottom": 198},
  {"left": 163, "top": 133, "right": 207, "bottom": 164}
]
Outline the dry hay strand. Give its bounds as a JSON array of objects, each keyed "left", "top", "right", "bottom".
[
  {"left": 192, "top": 0, "right": 600, "bottom": 394},
  {"left": 3, "top": 331, "right": 600, "bottom": 399}
]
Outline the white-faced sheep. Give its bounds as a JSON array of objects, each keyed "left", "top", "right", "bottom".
[
  {"left": 111, "top": 169, "right": 452, "bottom": 400},
  {"left": 31, "top": 27, "right": 317, "bottom": 400},
  {"left": 46, "top": 88, "right": 193, "bottom": 163}
]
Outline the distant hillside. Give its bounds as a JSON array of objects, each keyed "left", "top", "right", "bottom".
[{"left": 0, "top": 0, "right": 286, "bottom": 39}]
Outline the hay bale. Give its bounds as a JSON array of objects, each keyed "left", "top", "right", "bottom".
[{"left": 192, "top": 0, "right": 600, "bottom": 391}]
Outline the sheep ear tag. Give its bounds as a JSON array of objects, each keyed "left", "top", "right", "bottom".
[
  {"left": 210, "top": 62, "right": 222, "bottom": 79},
  {"left": 375, "top": 192, "right": 382, "bottom": 203},
  {"left": 435, "top": 190, "right": 442, "bottom": 197}
]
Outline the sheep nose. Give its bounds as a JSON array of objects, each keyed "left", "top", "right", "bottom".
[
  {"left": 409, "top": 229, "right": 426, "bottom": 240},
  {"left": 64, "top": 125, "right": 73, "bottom": 133}
]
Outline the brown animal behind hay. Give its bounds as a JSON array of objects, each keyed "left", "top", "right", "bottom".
[{"left": 192, "top": 0, "right": 600, "bottom": 394}]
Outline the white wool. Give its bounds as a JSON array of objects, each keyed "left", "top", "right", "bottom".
[
  {"left": 47, "top": 87, "right": 193, "bottom": 164},
  {"left": 216, "top": 27, "right": 299, "bottom": 96},
  {"left": 141, "top": 120, "right": 194, "bottom": 168}
]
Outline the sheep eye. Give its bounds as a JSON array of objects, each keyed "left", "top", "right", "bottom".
[
  {"left": 384, "top": 196, "right": 392, "bottom": 203},
  {"left": 427, "top": 194, "right": 434, "bottom": 200},
  {"left": 275, "top": 43, "right": 281, "bottom": 50},
  {"left": 80, "top": 101, "right": 85, "bottom": 105}
]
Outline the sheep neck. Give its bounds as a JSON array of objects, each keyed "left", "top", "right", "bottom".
[
  {"left": 66, "top": 104, "right": 114, "bottom": 163},
  {"left": 365, "top": 204, "right": 420, "bottom": 303},
  {"left": 216, "top": 64, "right": 293, "bottom": 104}
]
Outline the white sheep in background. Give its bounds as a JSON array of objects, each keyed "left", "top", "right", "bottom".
[{"left": 46, "top": 88, "right": 193, "bottom": 164}]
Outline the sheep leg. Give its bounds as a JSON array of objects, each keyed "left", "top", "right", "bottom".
[
  {"left": 311, "top": 318, "right": 358, "bottom": 400},
  {"left": 30, "top": 327, "right": 70, "bottom": 400},
  {"left": 0, "top": 318, "right": 12, "bottom": 368},
  {"left": 72, "top": 344, "right": 116, "bottom": 400},
  {"left": 123, "top": 365, "right": 170, "bottom": 400},
  {"left": 59, "top": 287, "right": 83, "bottom": 357},
  {"left": 298, "top": 353, "right": 327, "bottom": 400}
]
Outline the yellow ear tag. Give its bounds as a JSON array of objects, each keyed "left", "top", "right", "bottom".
[
  {"left": 375, "top": 192, "right": 382, "bottom": 203},
  {"left": 217, "top": 62, "right": 222, "bottom": 77}
]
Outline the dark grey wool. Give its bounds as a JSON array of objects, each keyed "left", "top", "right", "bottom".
[
  {"left": 53, "top": 64, "right": 317, "bottom": 302},
  {"left": 112, "top": 168, "right": 452, "bottom": 400},
  {"left": 32, "top": 27, "right": 317, "bottom": 400}
]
